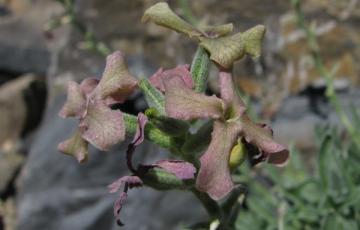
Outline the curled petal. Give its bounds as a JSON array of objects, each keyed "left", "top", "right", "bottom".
[
  {"left": 79, "top": 100, "right": 125, "bottom": 151},
  {"left": 95, "top": 51, "right": 138, "bottom": 102},
  {"left": 165, "top": 77, "right": 224, "bottom": 120},
  {"left": 240, "top": 115, "right": 289, "bottom": 166},
  {"left": 108, "top": 175, "right": 143, "bottom": 193},
  {"left": 113, "top": 192, "right": 127, "bottom": 226},
  {"left": 219, "top": 70, "right": 246, "bottom": 118},
  {"left": 196, "top": 121, "right": 241, "bottom": 200},
  {"left": 141, "top": 2, "right": 202, "bottom": 38},
  {"left": 57, "top": 131, "right": 88, "bottom": 163},
  {"left": 199, "top": 25, "right": 265, "bottom": 68},
  {"left": 155, "top": 160, "right": 196, "bottom": 180},
  {"left": 80, "top": 78, "right": 99, "bottom": 96},
  {"left": 131, "top": 113, "right": 148, "bottom": 146},
  {"left": 149, "top": 65, "right": 193, "bottom": 92},
  {"left": 59, "top": 81, "right": 86, "bottom": 118}
]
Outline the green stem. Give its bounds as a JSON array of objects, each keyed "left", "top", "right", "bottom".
[{"left": 191, "top": 189, "right": 222, "bottom": 220}]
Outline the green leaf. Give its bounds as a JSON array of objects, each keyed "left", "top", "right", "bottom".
[{"left": 142, "top": 167, "right": 193, "bottom": 190}]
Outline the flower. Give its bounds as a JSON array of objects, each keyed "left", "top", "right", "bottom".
[
  {"left": 164, "top": 69, "right": 289, "bottom": 200},
  {"left": 58, "top": 51, "right": 138, "bottom": 162}
]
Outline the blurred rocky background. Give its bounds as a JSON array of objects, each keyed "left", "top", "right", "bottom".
[{"left": 0, "top": 0, "right": 358, "bottom": 229}]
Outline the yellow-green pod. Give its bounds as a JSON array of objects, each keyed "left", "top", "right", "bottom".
[{"left": 229, "top": 140, "right": 247, "bottom": 172}]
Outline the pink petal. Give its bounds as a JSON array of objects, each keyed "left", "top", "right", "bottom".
[
  {"left": 131, "top": 113, "right": 148, "bottom": 146},
  {"left": 165, "top": 77, "right": 224, "bottom": 120},
  {"left": 80, "top": 77, "right": 99, "bottom": 96},
  {"left": 95, "top": 51, "right": 138, "bottom": 102},
  {"left": 149, "top": 65, "right": 193, "bottom": 92},
  {"left": 57, "top": 131, "right": 89, "bottom": 163},
  {"left": 196, "top": 121, "right": 241, "bottom": 200},
  {"left": 219, "top": 69, "right": 246, "bottom": 118},
  {"left": 108, "top": 175, "right": 143, "bottom": 193},
  {"left": 78, "top": 100, "right": 125, "bottom": 151},
  {"left": 240, "top": 115, "right": 289, "bottom": 166},
  {"left": 155, "top": 160, "right": 196, "bottom": 180},
  {"left": 59, "top": 81, "right": 86, "bottom": 118},
  {"left": 114, "top": 192, "right": 127, "bottom": 226}
]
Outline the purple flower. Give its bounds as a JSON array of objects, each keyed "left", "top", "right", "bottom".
[
  {"left": 164, "top": 69, "right": 289, "bottom": 200},
  {"left": 58, "top": 51, "right": 138, "bottom": 162}
]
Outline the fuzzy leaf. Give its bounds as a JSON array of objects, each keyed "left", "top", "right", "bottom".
[
  {"left": 141, "top": 2, "right": 202, "bottom": 38},
  {"left": 199, "top": 25, "right": 265, "bottom": 68},
  {"left": 59, "top": 81, "right": 86, "bottom": 118},
  {"left": 79, "top": 100, "right": 125, "bottom": 151},
  {"left": 240, "top": 116, "right": 289, "bottom": 166},
  {"left": 57, "top": 131, "right": 89, "bottom": 163},
  {"left": 196, "top": 121, "right": 241, "bottom": 200},
  {"left": 165, "top": 77, "right": 224, "bottom": 120},
  {"left": 190, "top": 46, "right": 210, "bottom": 93},
  {"left": 95, "top": 51, "right": 137, "bottom": 102}
]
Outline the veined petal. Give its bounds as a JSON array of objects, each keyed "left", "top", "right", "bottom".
[
  {"left": 219, "top": 70, "right": 246, "bottom": 118},
  {"left": 240, "top": 116, "right": 289, "bottom": 166},
  {"left": 199, "top": 25, "right": 265, "bottom": 68},
  {"left": 196, "top": 121, "right": 241, "bottom": 200},
  {"left": 149, "top": 65, "right": 193, "bottom": 92},
  {"left": 95, "top": 51, "right": 138, "bottom": 102},
  {"left": 155, "top": 160, "right": 196, "bottom": 180},
  {"left": 200, "top": 23, "right": 233, "bottom": 38},
  {"left": 59, "top": 81, "right": 86, "bottom": 118},
  {"left": 131, "top": 113, "right": 148, "bottom": 146},
  {"left": 141, "top": 2, "right": 202, "bottom": 38},
  {"left": 79, "top": 100, "right": 125, "bottom": 151},
  {"left": 80, "top": 78, "right": 99, "bottom": 96},
  {"left": 57, "top": 131, "right": 88, "bottom": 163},
  {"left": 165, "top": 77, "right": 224, "bottom": 120}
]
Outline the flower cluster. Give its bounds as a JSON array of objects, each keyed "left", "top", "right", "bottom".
[{"left": 58, "top": 2, "right": 289, "bottom": 227}]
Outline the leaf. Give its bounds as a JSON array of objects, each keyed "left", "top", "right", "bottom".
[
  {"left": 79, "top": 100, "right": 125, "bottom": 150},
  {"left": 141, "top": 2, "right": 202, "bottom": 38},
  {"left": 57, "top": 131, "right": 89, "bottom": 163}
]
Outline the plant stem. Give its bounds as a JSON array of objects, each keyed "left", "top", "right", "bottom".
[
  {"left": 191, "top": 189, "right": 222, "bottom": 220},
  {"left": 292, "top": 0, "right": 360, "bottom": 147}
]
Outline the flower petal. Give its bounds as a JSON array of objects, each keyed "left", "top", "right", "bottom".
[
  {"left": 199, "top": 25, "right": 265, "bottom": 68},
  {"left": 196, "top": 121, "right": 241, "bottom": 200},
  {"left": 240, "top": 115, "right": 289, "bottom": 166},
  {"left": 57, "top": 131, "right": 89, "bottom": 163},
  {"left": 149, "top": 65, "right": 193, "bottom": 92},
  {"left": 219, "top": 70, "right": 246, "bottom": 118},
  {"left": 155, "top": 160, "right": 196, "bottom": 180},
  {"left": 95, "top": 51, "right": 138, "bottom": 102},
  {"left": 200, "top": 23, "right": 233, "bottom": 38},
  {"left": 80, "top": 77, "right": 99, "bottom": 96},
  {"left": 131, "top": 113, "right": 148, "bottom": 146},
  {"left": 108, "top": 175, "right": 143, "bottom": 193},
  {"left": 141, "top": 2, "right": 202, "bottom": 38},
  {"left": 59, "top": 81, "right": 86, "bottom": 118},
  {"left": 165, "top": 77, "right": 224, "bottom": 120},
  {"left": 79, "top": 100, "right": 125, "bottom": 151},
  {"left": 113, "top": 192, "right": 127, "bottom": 226}
]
